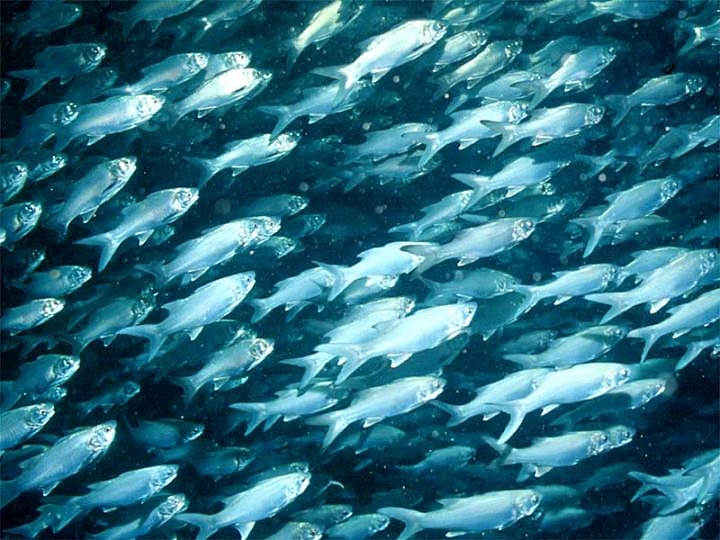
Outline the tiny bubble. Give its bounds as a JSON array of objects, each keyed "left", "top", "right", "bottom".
[
  {"left": 392, "top": 75, "right": 400, "bottom": 83},
  {"left": 497, "top": 209, "right": 506, "bottom": 217},
  {"left": 532, "top": 272, "right": 542, "bottom": 282},
  {"left": 298, "top": 182, "right": 309, "bottom": 192},
  {"left": 598, "top": 173, "right": 607, "bottom": 182},
  {"left": 362, "top": 122, "right": 371, "bottom": 131}
]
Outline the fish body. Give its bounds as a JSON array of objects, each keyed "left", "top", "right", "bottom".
[
  {"left": 0, "top": 421, "right": 116, "bottom": 509},
  {"left": 75, "top": 187, "right": 199, "bottom": 271}
]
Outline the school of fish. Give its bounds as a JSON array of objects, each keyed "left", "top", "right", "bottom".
[{"left": 0, "top": 0, "right": 718, "bottom": 539}]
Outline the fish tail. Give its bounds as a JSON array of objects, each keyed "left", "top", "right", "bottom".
[
  {"left": 377, "top": 507, "right": 424, "bottom": 540},
  {"left": 135, "top": 262, "right": 168, "bottom": 287},
  {"left": 627, "top": 326, "right": 661, "bottom": 362},
  {"left": 502, "top": 353, "right": 537, "bottom": 367},
  {"left": 509, "top": 284, "right": 541, "bottom": 311},
  {"left": 75, "top": 232, "right": 121, "bottom": 272},
  {"left": 388, "top": 221, "right": 420, "bottom": 239},
  {"left": 182, "top": 156, "right": 220, "bottom": 188},
  {"left": 53, "top": 501, "right": 84, "bottom": 532},
  {"left": 678, "top": 25, "right": 705, "bottom": 56},
  {"left": 116, "top": 324, "right": 166, "bottom": 362},
  {"left": 175, "top": 512, "right": 215, "bottom": 540},
  {"left": 312, "top": 261, "right": 349, "bottom": 301},
  {"left": 311, "top": 64, "right": 354, "bottom": 105},
  {"left": 605, "top": 94, "right": 631, "bottom": 127},
  {"left": 0, "top": 381, "right": 20, "bottom": 412},
  {"left": 584, "top": 291, "right": 632, "bottom": 323},
  {"left": 8, "top": 69, "right": 47, "bottom": 101},
  {"left": 570, "top": 216, "right": 605, "bottom": 258},
  {"left": 486, "top": 401, "right": 527, "bottom": 444},
  {"left": 306, "top": 411, "right": 348, "bottom": 451},
  {"left": 479, "top": 434, "right": 512, "bottom": 465},
  {"left": 450, "top": 173, "right": 491, "bottom": 206},
  {"left": 430, "top": 400, "right": 466, "bottom": 427},
  {"left": 228, "top": 402, "right": 267, "bottom": 435},
  {"left": 249, "top": 298, "right": 274, "bottom": 323},
  {"left": 281, "top": 352, "right": 333, "bottom": 388},
  {"left": 485, "top": 121, "right": 519, "bottom": 158},
  {"left": 169, "top": 375, "right": 200, "bottom": 407},
  {"left": 315, "top": 343, "right": 363, "bottom": 384},
  {"left": 418, "top": 133, "right": 444, "bottom": 168},
  {"left": 257, "top": 104, "right": 293, "bottom": 139}
]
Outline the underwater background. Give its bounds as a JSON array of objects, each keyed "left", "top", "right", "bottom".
[{"left": 1, "top": 1, "right": 719, "bottom": 539}]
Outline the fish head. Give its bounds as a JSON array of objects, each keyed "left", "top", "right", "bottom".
[
  {"left": 82, "top": 43, "right": 107, "bottom": 67},
  {"left": 284, "top": 471, "right": 312, "bottom": 499},
  {"left": 601, "top": 44, "right": 619, "bottom": 65},
  {"left": 42, "top": 297, "right": 66, "bottom": 317},
  {"left": 603, "top": 365, "right": 631, "bottom": 389},
  {"left": 641, "top": 378, "right": 667, "bottom": 404},
  {"left": 287, "top": 195, "right": 310, "bottom": 215},
  {"left": 89, "top": 421, "right": 117, "bottom": 452},
  {"left": 224, "top": 51, "right": 252, "bottom": 69},
  {"left": 27, "top": 403, "right": 55, "bottom": 428},
  {"left": 513, "top": 490, "right": 542, "bottom": 519},
  {"left": 135, "top": 94, "right": 166, "bottom": 119},
  {"left": 123, "top": 381, "right": 141, "bottom": 398},
  {"left": 18, "top": 201, "right": 43, "bottom": 226},
  {"left": 602, "top": 324, "right": 628, "bottom": 341},
  {"left": 68, "top": 266, "right": 93, "bottom": 288},
  {"left": 53, "top": 102, "right": 79, "bottom": 126},
  {"left": 684, "top": 74, "right": 706, "bottom": 95},
  {"left": 422, "top": 20, "right": 448, "bottom": 45},
  {"left": 505, "top": 39, "right": 524, "bottom": 59},
  {"left": 48, "top": 153, "right": 67, "bottom": 169},
  {"left": 157, "top": 493, "right": 189, "bottom": 519},
  {"left": 273, "top": 131, "right": 301, "bottom": 153},
  {"left": 131, "top": 293, "right": 156, "bottom": 321},
  {"left": 605, "top": 425, "right": 636, "bottom": 448},
  {"left": 249, "top": 337, "right": 274, "bottom": 365},
  {"left": 3, "top": 162, "right": 28, "bottom": 187},
  {"left": 601, "top": 264, "right": 620, "bottom": 286},
  {"left": 698, "top": 249, "right": 718, "bottom": 274},
  {"left": 187, "top": 52, "right": 209, "bottom": 73},
  {"left": 152, "top": 464, "right": 180, "bottom": 490},
  {"left": 589, "top": 431, "right": 610, "bottom": 455},
  {"left": 418, "top": 376, "right": 446, "bottom": 402},
  {"left": 182, "top": 422, "right": 205, "bottom": 442},
  {"left": 52, "top": 354, "right": 80, "bottom": 379},
  {"left": 109, "top": 155, "right": 138, "bottom": 181},
  {"left": 584, "top": 104, "right": 605, "bottom": 125},
  {"left": 508, "top": 101, "right": 530, "bottom": 123},
  {"left": 512, "top": 217, "right": 535, "bottom": 241},
  {"left": 227, "top": 271, "right": 256, "bottom": 299},
  {"left": 468, "top": 29, "right": 490, "bottom": 48},
  {"left": 255, "top": 215, "right": 282, "bottom": 237},
  {"left": 171, "top": 187, "right": 200, "bottom": 213},
  {"left": 660, "top": 177, "right": 681, "bottom": 202},
  {"left": 452, "top": 302, "right": 477, "bottom": 329}
]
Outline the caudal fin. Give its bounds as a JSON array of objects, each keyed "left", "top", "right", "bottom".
[
  {"left": 169, "top": 375, "right": 201, "bottom": 407},
  {"left": 8, "top": 69, "right": 48, "bottom": 101},
  {"left": 570, "top": 216, "right": 606, "bottom": 258},
  {"left": 605, "top": 94, "right": 631, "bottom": 127},
  {"left": 75, "top": 232, "right": 121, "bottom": 272},
  {"left": 377, "top": 507, "right": 425, "bottom": 540},
  {"left": 257, "top": 105, "right": 293, "bottom": 139},
  {"left": 584, "top": 291, "right": 633, "bottom": 323},
  {"left": 485, "top": 401, "right": 527, "bottom": 444},
  {"left": 627, "top": 326, "right": 661, "bottom": 362},
  {"left": 314, "top": 342, "right": 364, "bottom": 384},
  {"left": 484, "top": 121, "right": 520, "bottom": 158},
  {"left": 183, "top": 156, "right": 221, "bottom": 188},
  {"left": 228, "top": 402, "right": 267, "bottom": 435},
  {"left": 116, "top": 324, "right": 166, "bottom": 362},
  {"left": 418, "top": 134, "right": 445, "bottom": 168},
  {"left": 281, "top": 352, "right": 334, "bottom": 388},
  {"left": 174, "top": 512, "right": 215, "bottom": 540},
  {"left": 313, "top": 261, "right": 350, "bottom": 302},
  {"left": 430, "top": 400, "right": 466, "bottom": 427},
  {"left": 306, "top": 411, "right": 349, "bottom": 451},
  {"left": 311, "top": 65, "right": 354, "bottom": 106},
  {"left": 249, "top": 298, "right": 274, "bottom": 323}
]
